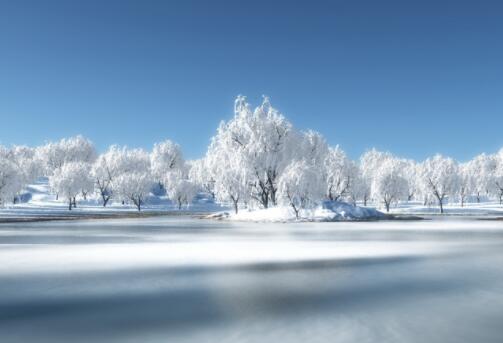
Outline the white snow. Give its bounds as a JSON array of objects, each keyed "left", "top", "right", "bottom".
[{"left": 225, "top": 201, "right": 385, "bottom": 222}]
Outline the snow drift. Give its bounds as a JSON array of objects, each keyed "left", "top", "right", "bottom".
[{"left": 211, "top": 201, "right": 385, "bottom": 222}]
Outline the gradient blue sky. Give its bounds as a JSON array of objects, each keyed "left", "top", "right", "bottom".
[{"left": 0, "top": 0, "right": 502, "bottom": 161}]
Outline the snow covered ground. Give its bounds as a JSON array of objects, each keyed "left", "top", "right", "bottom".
[
  {"left": 389, "top": 200, "right": 503, "bottom": 216},
  {"left": 2, "top": 179, "right": 503, "bottom": 222},
  {"left": 1, "top": 216, "right": 503, "bottom": 342},
  {"left": 0, "top": 178, "right": 223, "bottom": 219}
]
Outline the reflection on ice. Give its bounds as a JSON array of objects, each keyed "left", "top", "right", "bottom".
[{"left": 1, "top": 217, "right": 503, "bottom": 343}]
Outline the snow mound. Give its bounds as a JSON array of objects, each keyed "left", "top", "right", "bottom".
[
  {"left": 316, "top": 201, "right": 385, "bottom": 221},
  {"left": 224, "top": 201, "right": 385, "bottom": 222}
]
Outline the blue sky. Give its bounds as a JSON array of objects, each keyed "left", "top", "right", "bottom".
[{"left": 0, "top": 0, "right": 502, "bottom": 161}]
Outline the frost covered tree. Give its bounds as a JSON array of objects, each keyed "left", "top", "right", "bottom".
[
  {"left": 299, "top": 130, "right": 328, "bottom": 168},
  {"left": 50, "top": 162, "right": 94, "bottom": 210},
  {"left": 150, "top": 140, "right": 184, "bottom": 188},
  {"left": 205, "top": 136, "right": 249, "bottom": 213},
  {"left": 38, "top": 135, "right": 96, "bottom": 175},
  {"left": 370, "top": 157, "right": 408, "bottom": 212},
  {"left": 9, "top": 146, "right": 42, "bottom": 187},
  {"left": 114, "top": 172, "right": 153, "bottom": 211},
  {"left": 165, "top": 170, "right": 198, "bottom": 210},
  {"left": 210, "top": 96, "right": 296, "bottom": 209},
  {"left": 91, "top": 145, "right": 136, "bottom": 207},
  {"left": 0, "top": 145, "right": 42, "bottom": 203},
  {"left": 465, "top": 153, "right": 495, "bottom": 203},
  {"left": 0, "top": 155, "right": 24, "bottom": 205},
  {"left": 421, "top": 155, "right": 459, "bottom": 213},
  {"left": 360, "top": 149, "right": 394, "bottom": 205},
  {"left": 492, "top": 149, "right": 503, "bottom": 205},
  {"left": 347, "top": 164, "right": 370, "bottom": 206},
  {"left": 324, "top": 145, "right": 353, "bottom": 201},
  {"left": 112, "top": 148, "right": 152, "bottom": 211},
  {"left": 188, "top": 158, "right": 215, "bottom": 200},
  {"left": 457, "top": 163, "right": 470, "bottom": 207},
  {"left": 403, "top": 159, "right": 420, "bottom": 201},
  {"left": 278, "top": 160, "right": 324, "bottom": 219}
]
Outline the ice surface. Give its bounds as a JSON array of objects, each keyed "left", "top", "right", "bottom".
[{"left": 1, "top": 217, "right": 503, "bottom": 342}]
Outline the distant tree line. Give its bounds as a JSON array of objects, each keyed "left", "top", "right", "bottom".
[{"left": 1, "top": 96, "right": 503, "bottom": 215}]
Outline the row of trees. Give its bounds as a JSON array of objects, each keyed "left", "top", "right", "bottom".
[
  {"left": 1, "top": 96, "right": 503, "bottom": 215},
  {"left": 0, "top": 137, "right": 197, "bottom": 211},
  {"left": 196, "top": 96, "right": 503, "bottom": 216}
]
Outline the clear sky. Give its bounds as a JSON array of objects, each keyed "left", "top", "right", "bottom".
[{"left": 0, "top": 0, "right": 502, "bottom": 161}]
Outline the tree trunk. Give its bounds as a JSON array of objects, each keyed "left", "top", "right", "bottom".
[
  {"left": 230, "top": 196, "right": 239, "bottom": 214},
  {"left": 385, "top": 201, "right": 390, "bottom": 213},
  {"left": 103, "top": 196, "right": 110, "bottom": 207},
  {"left": 68, "top": 200, "right": 72, "bottom": 211},
  {"left": 72, "top": 197, "right": 77, "bottom": 208},
  {"left": 476, "top": 192, "right": 480, "bottom": 203},
  {"left": 439, "top": 199, "right": 444, "bottom": 214},
  {"left": 291, "top": 204, "right": 299, "bottom": 219}
]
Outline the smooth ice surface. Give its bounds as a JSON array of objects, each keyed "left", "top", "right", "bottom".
[{"left": 1, "top": 216, "right": 503, "bottom": 342}]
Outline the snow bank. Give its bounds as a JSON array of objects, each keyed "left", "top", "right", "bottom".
[{"left": 221, "top": 201, "right": 385, "bottom": 222}]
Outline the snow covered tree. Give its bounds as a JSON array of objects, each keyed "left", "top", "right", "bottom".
[
  {"left": 9, "top": 146, "right": 42, "bottom": 186},
  {"left": 0, "top": 145, "right": 42, "bottom": 203},
  {"left": 150, "top": 140, "right": 184, "bottom": 188},
  {"left": 278, "top": 160, "right": 324, "bottom": 219},
  {"left": 492, "top": 149, "right": 503, "bottom": 205},
  {"left": 360, "top": 149, "right": 394, "bottom": 205},
  {"left": 114, "top": 172, "right": 153, "bottom": 211},
  {"left": 0, "top": 154, "right": 24, "bottom": 205},
  {"left": 165, "top": 170, "right": 198, "bottom": 210},
  {"left": 457, "top": 163, "right": 469, "bottom": 207},
  {"left": 91, "top": 145, "right": 135, "bottom": 207},
  {"left": 49, "top": 162, "right": 94, "bottom": 210},
  {"left": 324, "top": 145, "right": 353, "bottom": 201},
  {"left": 188, "top": 158, "right": 216, "bottom": 200},
  {"left": 370, "top": 157, "right": 408, "bottom": 212},
  {"left": 112, "top": 148, "right": 152, "bottom": 211},
  {"left": 421, "top": 155, "right": 459, "bottom": 213},
  {"left": 299, "top": 130, "right": 328, "bottom": 168},
  {"left": 346, "top": 164, "right": 370, "bottom": 206},
  {"left": 38, "top": 135, "right": 96, "bottom": 176},
  {"left": 205, "top": 136, "right": 249, "bottom": 213},
  {"left": 465, "top": 153, "right": 495, "bottom": 203},
  {"left": 209, "top": 96, "right": 297, "bottom": 209},
  {"left": 403, "top": 159, "right": 419, "bottom": 201}
]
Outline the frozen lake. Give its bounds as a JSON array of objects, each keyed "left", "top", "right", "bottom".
[{"left": 1, "top": 216, "right": 503, "bottom": 343}]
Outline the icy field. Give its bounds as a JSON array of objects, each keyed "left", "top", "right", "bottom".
[{"left": 1, "top": 217, "right": 503, "bottom": 343}]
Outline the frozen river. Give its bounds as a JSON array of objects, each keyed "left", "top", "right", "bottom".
[{"left": 1, "top": 216, "right": 503, "bottom": 342}]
